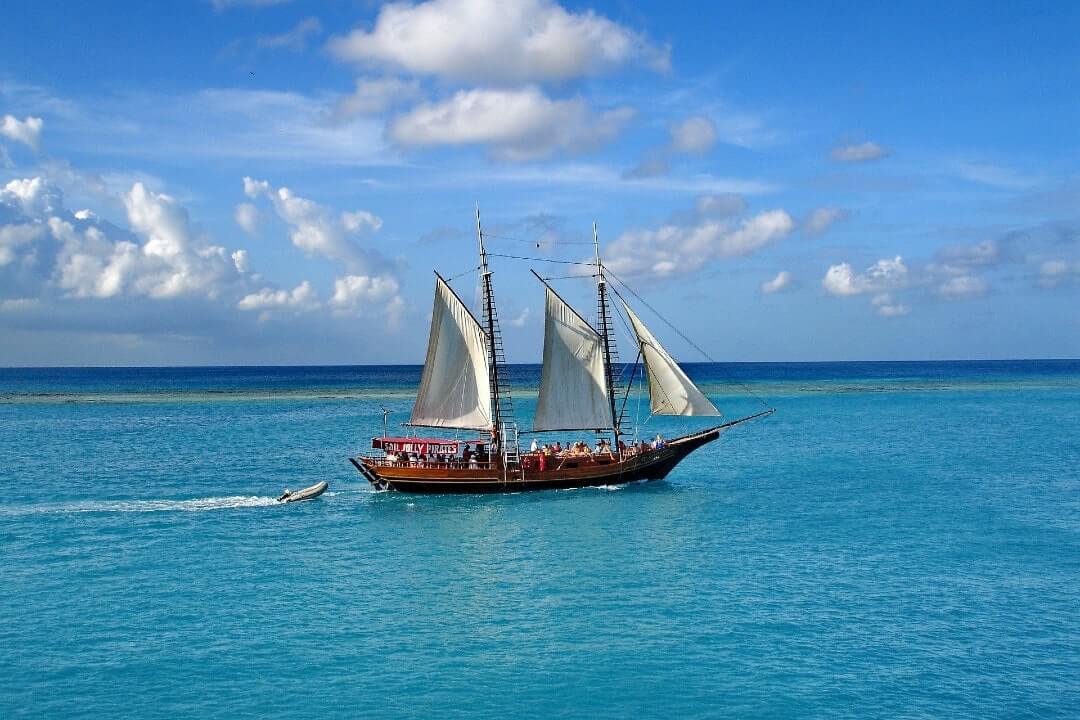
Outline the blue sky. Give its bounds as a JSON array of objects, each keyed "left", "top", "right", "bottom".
[{"left": 1, "top": 0, "right": 1078, "bottom": 365}]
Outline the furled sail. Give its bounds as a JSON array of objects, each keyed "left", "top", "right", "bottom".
[
  {"left": 622, "top": 301, "right": 720, "bottom": 417},
  {"left": 410, "top": 276, "right": 493, "bottom": 429},
  {"left": 533, "top": 287, "right": 613, "bottom": 431}
]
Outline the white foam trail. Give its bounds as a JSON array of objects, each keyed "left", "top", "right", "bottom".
[{"left": 1, "top": 495, "right": 281, "bottom": 516}]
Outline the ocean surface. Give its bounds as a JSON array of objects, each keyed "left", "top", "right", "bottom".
[{"left": 1, "top": 361, "right": 1078, "bottom": 718}]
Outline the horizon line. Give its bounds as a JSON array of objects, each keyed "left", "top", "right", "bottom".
[{"left": 2, "top": 358, "right": 1079, "bottom": 371}]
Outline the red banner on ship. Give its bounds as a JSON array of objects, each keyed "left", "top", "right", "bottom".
[{"left": 371, "top": 437, "right": 484, "bottom": 455}]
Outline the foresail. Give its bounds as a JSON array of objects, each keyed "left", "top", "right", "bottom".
[
  {"left": 622, "top": 301, "right": 720, "bottom": 417},
  {"left": 410, "top": 276, "right": 493, "bottom": 429},
  {"left": 534, "top": 287, "right": 613, "bottom": 431}
]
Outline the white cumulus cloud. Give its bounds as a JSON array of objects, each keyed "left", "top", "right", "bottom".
[
  {"left": 242, "top": 177, "right": 384, "bottom": 271},
  {"left": 822, "top": 256, "right": 909, "bottom": 296},
  {"left": 330, "top": 273, "right": 400, "bottom": 307},
  {"left": 1, "top": 177, "right": 63, "bottom": 216},
  {"left": 231, "top": 249, "right": 250, "bottom": 273},
  {"left": 760, "top": 270, "right": 792, "bottom": 294},
  {"left": 872, "top": 293, "right": 910, "bottom": 317},
  {"left": 1, "top": 115, "right": 43, "bottom": 150},
  {"left": 389, "top": 87, "right": 634, "bottom": 161},
  {"left": 330, "top": 273, "right": 405, "bottom": 323},
  {"left": 341, "top": 210, "right": 382, "bottom": 233},
  {"left": 605, "top": 205, "right": 795, "bottom": 279},
  {"left": 53, "top": 183, "right": 240, "bottom": 299},
  {"left": 238, "top": 280, "right": 319, "bottom": 311},
  {"left": 327, "top": 0, "right": 669, "bottom": 83}
]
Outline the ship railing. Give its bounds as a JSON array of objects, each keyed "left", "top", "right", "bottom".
[{"left": 362, "top": 455, "right": 495, "bottom": 470}]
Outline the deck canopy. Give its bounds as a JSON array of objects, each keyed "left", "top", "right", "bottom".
[
  {"left": 533, "top": 286, "right": 614, "bottom": 432},
  {"left": 622, "top": 301, "right": 720, "bottom": 417},
  {"left": 410, "top": 275, "right": 493, "bottom": 430}
]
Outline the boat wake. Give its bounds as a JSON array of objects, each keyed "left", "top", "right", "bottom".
[{"left": 2, "top": 495, "right": 282, "bottom": 516}]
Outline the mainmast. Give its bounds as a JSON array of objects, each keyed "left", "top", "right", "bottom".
[
  {"left": 593, "top": 222, "right": 622, "bottom": 439},
  {"left": 476, "top": 207, "right": 515, "bottom": 453}
]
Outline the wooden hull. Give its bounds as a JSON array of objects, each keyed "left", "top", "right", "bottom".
[{"left": 350, "top": 426, "right": 722, "bottom": 494}]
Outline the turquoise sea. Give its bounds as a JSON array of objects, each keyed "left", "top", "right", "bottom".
[{"left": 1, "top": 361, "right": 1078, "bottom": 718}]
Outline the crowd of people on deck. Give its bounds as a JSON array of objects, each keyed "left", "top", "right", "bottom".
[
  {"left": 523, "top": 434, "right": 667, "bottom": 471},
  {"left": 380, "top": 434, "right": 668, "bottom": 471},
  {"left": 383, "top": 443, "right": 490, "bottom": 469}
]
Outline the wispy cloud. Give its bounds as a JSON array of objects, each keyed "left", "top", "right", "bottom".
[
  {"left": 803, "top": 207, "right": 847, "bottom": 237},
  {"left": 14, "top": 86, "right": 401, "bottom": 167},
  {"left": 256, "top": 17, "right": 322, "bottom": 52},
  {"left": 952, "top": 160, "right": 1039, "bottom": 190},
  {"left": 831, "top": 141, "right": 888, "bottom": 163},
  {"left": 211, "top": 0, "right": 291, "bottom": 11},
  {"left": 470, "top": 163, "right": 778, "bottom": 195}
]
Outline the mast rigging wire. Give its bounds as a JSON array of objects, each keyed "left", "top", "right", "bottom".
[
  {"left": 480, "top": 247, "right": 773, "bottom": 410},
  {"left": 603, "top": 268, "right": 772, "bottom": 410}
]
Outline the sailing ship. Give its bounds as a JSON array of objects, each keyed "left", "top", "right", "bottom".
[{"left": 350, "top": 210, "right": 773, "bottom": 493}]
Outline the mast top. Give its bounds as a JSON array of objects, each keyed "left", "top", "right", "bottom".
[
  {"left": 476, "top": 204, "right": 490, "bottom": 276},
  {"left": 592, "top": 221, "right": 604, "bottom": 286}
]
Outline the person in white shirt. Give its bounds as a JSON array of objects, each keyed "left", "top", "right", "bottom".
[{"left": 530, "top": 438, "right": 538, "bottom": 453}]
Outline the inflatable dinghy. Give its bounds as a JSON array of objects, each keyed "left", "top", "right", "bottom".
[{"left": 277, "top": 481, "right": 328, "bottom": 503}]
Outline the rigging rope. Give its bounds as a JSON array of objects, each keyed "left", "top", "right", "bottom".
[
  {"left": 483, "top": 233, "right": 596, "bottom": 247},
  {"left": 541, "top": 273, "right": 599, "bottom": 281},
  {"left": 604, "top": 268, "right": 772, "bottom": 410},
  {"left": 444, "top": 265, "right": 481, "bottom": 283},
  {"left": 481, "top": 246, "right": 773, "bottom": 411},
  {"left": 487, "top": 252, "right": 595, "bottom": 266}
]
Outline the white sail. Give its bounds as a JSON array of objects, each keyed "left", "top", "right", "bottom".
[
  {"left": 622, "top": 301, "right": 720, "bottom": 417},
  {"left": 534, "top": 287, "right": 613, "bottom": 431},
  {"left": 410, "top": 276, "right": 493, "bottom": 429}
]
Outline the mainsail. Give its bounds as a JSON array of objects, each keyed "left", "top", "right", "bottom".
[
  {"left": 410, "top": 275, "right": 493, "bottom": 429},
  {"left": 533, "top": 286, "right": 613, "bottom": 431},
  {"left": 622, "top": 301, "right": 720, "bottom": 417}
]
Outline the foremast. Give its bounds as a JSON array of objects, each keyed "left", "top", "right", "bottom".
[{"left": 476, "top": 207, "right": 517, "bottom": 466}]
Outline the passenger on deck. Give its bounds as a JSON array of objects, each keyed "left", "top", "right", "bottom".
[
  {"left": 530, "top": 438, "right": 538, "bottom": 453},
  {"left": 462, "top": 444, "right": 473, "bottom": 467},
  {"left": 554, "top": 441, "right": 562, "bottom": 454}
]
